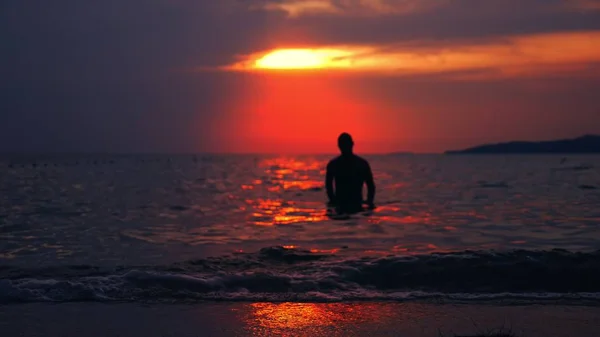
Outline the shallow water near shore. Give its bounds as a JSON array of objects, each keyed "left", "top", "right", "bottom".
[{"left": 1, "top": 154, "right": 599, "bottom": 304}]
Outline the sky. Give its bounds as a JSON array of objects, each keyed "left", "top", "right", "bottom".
[{"left": 1, "top": 0, "right": 600, "bottom": 154}]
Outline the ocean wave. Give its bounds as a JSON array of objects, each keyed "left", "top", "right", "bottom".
[{"left": 2, "top": 247, "right": 600, "bottom": 304}]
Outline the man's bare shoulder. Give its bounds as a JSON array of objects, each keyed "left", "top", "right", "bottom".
[
  {"left": 353, "top": 155, "right": 371, "bottom": 167},
  {"left": 327, "top": 156, "right": 343, "bottom": 168}
]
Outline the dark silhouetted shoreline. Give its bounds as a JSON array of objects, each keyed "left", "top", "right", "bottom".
[{"left": 446, "top": 135, "right": 600, "bottom": 154}]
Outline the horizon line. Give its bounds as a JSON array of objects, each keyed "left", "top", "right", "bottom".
[{"left": 0, "top": 151, "right": 434, "bottom": 156}]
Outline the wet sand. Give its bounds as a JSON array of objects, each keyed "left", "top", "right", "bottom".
[{"left": 2, "top": 302, "right": 600, "bottom": 337}]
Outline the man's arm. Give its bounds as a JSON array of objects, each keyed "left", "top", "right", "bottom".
[
  {"left": 325, "top": 162, "right": 336, "bottom": 205},
  {"left": 365, "top": 161, "right": 376, "bottom": 208}
]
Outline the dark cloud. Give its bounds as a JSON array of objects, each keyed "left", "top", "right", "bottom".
[
  {"left": 253, "top": 0, "right": 600, "bottom": 45},
  {"left": 0, "top": 0, "right": 284, "bottom": 152}
]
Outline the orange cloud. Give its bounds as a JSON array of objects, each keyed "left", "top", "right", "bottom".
[{"left": 227, "top": 31, "right": 600, "bottom": 78}]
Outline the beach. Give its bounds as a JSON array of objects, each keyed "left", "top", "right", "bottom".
[{"left": 3, "top": 302, "right": 600, "bottom": 337}]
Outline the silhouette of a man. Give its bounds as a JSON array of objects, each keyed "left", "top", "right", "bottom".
[{"left": 326, "top": 133, "right": 376, "bottom": 214}]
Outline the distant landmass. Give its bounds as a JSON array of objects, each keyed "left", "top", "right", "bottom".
[{"left": 446, "top": 135, "right": 600, "bottom": 154}]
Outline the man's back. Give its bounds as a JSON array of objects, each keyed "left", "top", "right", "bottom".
[{"left": 326, "top": 154, "right": 375, "bottom": 213}]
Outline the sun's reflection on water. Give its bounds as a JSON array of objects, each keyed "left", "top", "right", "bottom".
[
  {"left": 249, "top": 199, "right": 328, "bottom": 226},
  {"left": 229, "top": 155, "right": 515, "bottom": 255},
  {"left": 243, "top": 302, "right": 396, "bottom": 336},
  {"left": 250, "top": 303, "right": 336, "bottom": 329},
  {"left": 260, "top": 157, "right": 324, "bottom": 172},
  {"left": 245, "top": 157, "right": 329, "bottom": 226}
]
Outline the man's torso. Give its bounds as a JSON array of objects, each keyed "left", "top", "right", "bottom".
[{"left": 328, "top": 155, "right": 369, "bottom": 213}]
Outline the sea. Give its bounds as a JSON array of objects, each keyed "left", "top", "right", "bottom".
[{"left": 1, "top": 154, "right": 599, "bottom": 304}]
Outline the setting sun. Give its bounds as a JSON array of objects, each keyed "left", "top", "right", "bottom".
[{"left": 253, "top": 48, "right": 353, "bottom": 70}]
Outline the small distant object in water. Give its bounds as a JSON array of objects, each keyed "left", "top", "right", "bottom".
[
  {"left": 560, "top": 157, "right": 568, "bottom": 164},
  {"left": 579, "top": 184, "right": 597, "bottom": 190}
]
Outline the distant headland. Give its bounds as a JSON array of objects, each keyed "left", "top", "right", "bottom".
[{"left": 446, "top": 135, "right": 600, "bottom": 154}]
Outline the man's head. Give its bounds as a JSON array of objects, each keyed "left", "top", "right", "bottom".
[{"left": 337, "top": 132, "right": 354, "bottom": 155}]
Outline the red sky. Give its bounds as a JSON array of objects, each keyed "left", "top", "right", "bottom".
[{"left": 211, "top": 29, "right": 600, "bottom": 153}]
